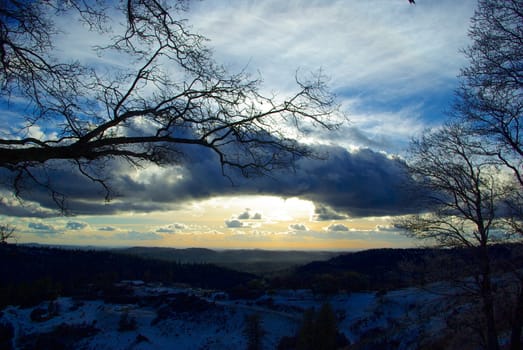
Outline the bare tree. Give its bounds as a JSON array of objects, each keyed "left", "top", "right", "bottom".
[
  {"left": 0, "top": 224, "right": 16, "bottom": 244},
  {"left": 0, "top": 1, "right": 340, "bottom": 210},
  {"left": 396, "top": 123, "right": 510, "bottom": 350},
  {"left": 455, "top": 0, "right": 523, "bottom": 188},
  {"left": 451, "top": 2, "right": 523, "bottom": 348}
]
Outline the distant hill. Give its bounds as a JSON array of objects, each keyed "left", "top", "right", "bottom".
[{"left": 116, "top": 247, "right": 340, "bottom": 274}]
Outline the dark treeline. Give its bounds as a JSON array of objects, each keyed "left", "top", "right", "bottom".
[
  {"left": 270, "top": 244, "right": 523, "bottom": 294},
  {"left": 0, "top": 245, "right": 254, "bottom": 308},
  {"left": 2, "top": 244, "right": 522, "bottom": 308}
]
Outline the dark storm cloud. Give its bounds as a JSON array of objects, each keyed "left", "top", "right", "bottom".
[
  {"left": 286, "top": 146, "right": 417, "bottom": 217},
  {"left": 154, "top": 144, "right": 418, "bottom": 218},
  {"left": 312, "top": 205, "right": 348, "bottom": 221},
  {"left": 1, "top": 140, "right": 418, "bottom": 218},
  {"left": 0, "top": 159, "right": 185, "bottom": 216},
  {"left": 0, "top": 195, "right": 55, "bottom": 218},
  {"left": 180, "top": 145, "right": 416, "bottom": 218}
]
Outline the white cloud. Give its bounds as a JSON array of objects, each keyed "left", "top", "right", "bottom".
[
  {"left": 188, "top": 0, "right": 474, "bottom": 94},
  {"left": 187, "top": 0, "right": 476, "bottom": 152}
]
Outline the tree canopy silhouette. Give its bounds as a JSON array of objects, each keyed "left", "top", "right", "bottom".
[
  {"left": 397, "top": 122, "right": 509, "bottom": 350},
  {"left": 397, "top": 2, "right": 523, "bottom": 348},
  {"left": 456, "top": 0, "right": 523, "bottom": 186},
  {"left": 454, "top": 0, "right": 523, "bottom": 240},
  {"left": 0, "top": 0, "right": 340, "bottom": 209}
]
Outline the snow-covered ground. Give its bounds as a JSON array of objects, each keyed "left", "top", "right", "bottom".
[{"left": 0, "top": 282, "right": 452, "bottom": 349}]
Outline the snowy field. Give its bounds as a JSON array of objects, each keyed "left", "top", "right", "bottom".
[{"left": 0, "top": 281, "right": 456, "bottom": 350}]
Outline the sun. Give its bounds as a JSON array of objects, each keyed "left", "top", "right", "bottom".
[
  {"left": 197, "top": 195, "right": 315, "bottom": 222},
  {"left": 241, "top": 195, "right": 314, "bottom": 221}
]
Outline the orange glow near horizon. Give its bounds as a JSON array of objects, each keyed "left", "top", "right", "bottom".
[{"left": 6, "top": 195, "right": 413, "bottom": 251}]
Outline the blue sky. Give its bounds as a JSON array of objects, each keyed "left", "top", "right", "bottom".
[
  {"left": 187, "top": 0, "right": 474, "bottom": 152},
  {"left": 0, "top": 0, "right": 478, "bottom": 250}
]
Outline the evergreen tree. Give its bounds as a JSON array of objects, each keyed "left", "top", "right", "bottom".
[
  {"left": 315, "top": 303, "right": 337, "bottom": 350},
  {"left": 297, "top": 308, "right": 316, "bottom": 350},
  {"left": 296, "top": 303, "right": 338, "bottom": 350},
  {"left": 244, "top": 314, "right": 264, "bottom": 350}
]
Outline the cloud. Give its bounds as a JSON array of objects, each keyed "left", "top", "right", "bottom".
[
  {"left": 375, "top": 224, "right": 399, "bottom": 232},
  {"left": 156, "top": 228, "right": 174, "bottom": 233},
  {"left": 295, "top": 147, "right": 419, "bottom": 217},
  {"left": 28, "top": 222, "right": 55, "bottom": 231},
  {"left": 66, "top": 221, "right": 88, "bottom": 230},
  {"left": 188, "top": 0, "right": 475, "bottom": 118},
  {"left": 27, "top": 222, "right": 61, "bottom": 236},
  {"left": 171, "top": 223, "right": 188, "bottom": 229},
  {"left": 312, "top": 205, "right": 347, "bottom": 221},
  {"left": 225, "top": 208, "right": 265, "bottom": 229},
  {"left": 0, "top": 0, "right": 474, "bottom": 223},
  {"left": 1, "top": 142, "right": 420, "bottom": 219},
  {"left": 326, "top": 223, "right": 350, "bottom": 232},
  {"left": 156, "top": 223, "right": 187, "bottom": 233},
  {"left": 237, "top": 209, "right": 262, "bottom": 220},
  {"left": 225, "top": 219, "right": 244, "bottom": 228},
  {"left": 315, "top": 106, "right": 429, "bottom": 153},
  {"left": 0, "top": 191, "right": 57, "bottom": 218},
  {"left": 237, "top": 211, "right": 250, "bottom": 220},
  {"left": 289, "top": 223, "right": 308, "bottom": 231}
]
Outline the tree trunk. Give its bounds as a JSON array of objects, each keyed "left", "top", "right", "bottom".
[
  {"left": 483, "top": 290, "right": 500, "bottom": 350},
  {"left": 479, "top": 246, "right": 500, "bottom": 350},
  {"left": 510, "top": 287, "right": 523, "bottom": 350}
]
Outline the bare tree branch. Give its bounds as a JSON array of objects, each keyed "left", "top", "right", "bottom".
[
  {"left": 455, "top": 0, "right": 523, "bottom": 188},
  {"left": 396, "top": 123, "right": 510, "bottom": 350},
  {"left": 0, "top": 224, "right": 16, "bottom": 244},
  {"left": 0, "top": 0, "right": 342, "bottom": 211}
]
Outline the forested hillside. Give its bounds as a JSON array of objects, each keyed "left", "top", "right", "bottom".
[{"left": 0, "top": 245, "right": 254, "bottom": 307}]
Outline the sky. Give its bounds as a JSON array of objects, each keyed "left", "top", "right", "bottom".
[{"left": 0, "top": 0, "right": 478, "bottom": 250}]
